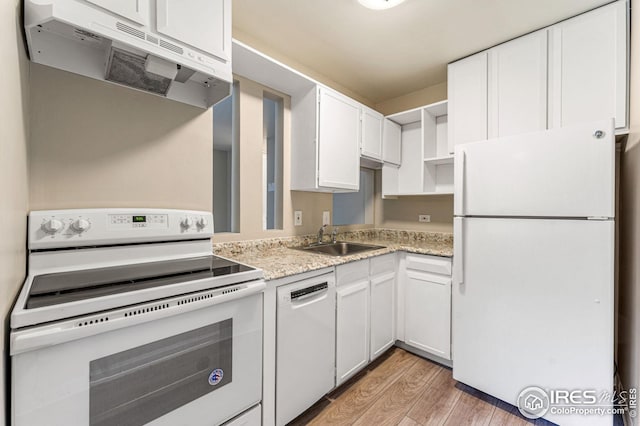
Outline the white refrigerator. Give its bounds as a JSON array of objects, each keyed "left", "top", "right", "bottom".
[{"left": 452, "top": 119, "right": 615, "bottom": 426}]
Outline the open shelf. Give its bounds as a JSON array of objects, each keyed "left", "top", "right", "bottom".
[
  {"left": 424, "top": 155, "right": 454, "bottom": 165},
  {"left": 382, "top": 100, "right": 453, "bottom": 198}
]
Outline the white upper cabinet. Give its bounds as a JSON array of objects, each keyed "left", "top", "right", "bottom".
[
  {"left": 318, "top": 88, "right": 361, "bottom": 190},
  {"left": 549, "top": 1, "right": 627, "bottom": 130},
  {"left": 361, "top": 107, "right": 384, "bottom": 161},
  {"left": 449, "top": 31, "right": 548, "bottom": 149},
  {"left": 488, "top": 29, "right": 548, "bottom": 138},
  {"left": 447, "top": 52, "right": 488, "bottom": 154},
  {"left": 156, "top": 0, "right": 230, "bottom": 61},
  {"left": 382, "top": 119, "right": 401, "bottom": 165},
  {"left": 292, "top": 86, "right": 361, "bottom": 192},
  {"left": 86, "top": 0, "right": 149, "bottom": 25},
  {"left": 448, "top": 0, "right": 628, "bottom": 148}
]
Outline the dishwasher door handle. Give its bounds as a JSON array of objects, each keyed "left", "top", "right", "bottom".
[{"left": 290, "top": 282, "right": 329, "bottom": 306}]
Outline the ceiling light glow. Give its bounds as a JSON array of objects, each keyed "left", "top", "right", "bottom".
[{"left": 358, "top": 0, "right": 406, "bottom": 10}]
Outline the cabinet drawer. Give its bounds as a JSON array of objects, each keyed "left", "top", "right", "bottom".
[
  {"left": 336, "top": 259, "right": 370, "bottom": 286},
  {"left": 406, "top": 254, "right": 451, "bottom": 276},
  {"left": 370, "top": 253, "right": 395, "bottom": 276}
]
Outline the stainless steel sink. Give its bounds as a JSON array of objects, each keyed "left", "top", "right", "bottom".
[{"left": 295, "top": 241, "right": 385, "bottom": 257}]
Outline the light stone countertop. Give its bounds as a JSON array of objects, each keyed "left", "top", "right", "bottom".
[{"left": 213, "top": 229, "right": 453, "bottom": 281}]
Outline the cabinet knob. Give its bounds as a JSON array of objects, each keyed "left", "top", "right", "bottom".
[{"left": 593, "top": 130, "right": 605, "bottom": 139}]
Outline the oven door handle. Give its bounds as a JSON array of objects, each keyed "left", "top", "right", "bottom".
[{"left": 10, "top": 280, "right": 266, "bottom": 356}]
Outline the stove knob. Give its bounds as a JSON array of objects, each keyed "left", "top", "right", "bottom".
[
  {"left": 196, "top": 217, "right": 208, "bottom": 229},
  {"left": 71, "top": 219, "right": 91, "bottom": 233},
  {"left": 181, "top": 217, "right": 194, "bottom": 229},
  {"left": 42, "top": 219, "right": 64, "bottom": 234}
]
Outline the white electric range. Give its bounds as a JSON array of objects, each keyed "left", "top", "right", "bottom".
[{"left": 10, "top": 208, "right": 264, "bottom": 426}]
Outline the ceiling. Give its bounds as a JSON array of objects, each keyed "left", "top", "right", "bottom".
[{"left": 233, "top": 0, "right": 614, "bottom": 103}]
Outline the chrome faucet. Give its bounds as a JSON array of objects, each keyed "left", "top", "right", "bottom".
[
  {"left": 317, "top": 224, "right": 327, "bottom": 244},
  {"left": 331, "top": 227, "right": 339, "bottom": 244}
]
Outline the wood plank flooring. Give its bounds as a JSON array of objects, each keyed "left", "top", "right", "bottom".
[{"left": 288, "top": 348, "right": 549, "bottom": 426}]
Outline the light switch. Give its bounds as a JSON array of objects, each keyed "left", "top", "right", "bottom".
[{"left": 294, "top": 211, "right": 303, "bottom": 226}]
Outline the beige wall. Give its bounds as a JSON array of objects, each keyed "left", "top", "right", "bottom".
[
  {"left": 375, "top": 82, "right": 448, "bottom": 116},
  {"left": 213, "top": 76, "right": 333, "bottom": 242},
  {"left": 28, "top": 65, "right": 333, "bottom": 242},
  {"left": 376, "top": 194, "right": 454, "bottom": 233},
  {"left": 0, "top": 1, "right": 30, "bottom": 424},
  {"left": 233, "top": 29, "right": 375, "bottom": 108},
  {"left": 29, "top": 64, "right": 214, "bottom": 211},
  {"left": 618, "top": 0, "right": 640, "bottom": 409},
  {"left": 373, "top": 173, "right": 453, "bottom": 233}
]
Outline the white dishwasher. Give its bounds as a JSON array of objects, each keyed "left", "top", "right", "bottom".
[{"left": 276, "top": 272, "right": 336, "bottom": 426}]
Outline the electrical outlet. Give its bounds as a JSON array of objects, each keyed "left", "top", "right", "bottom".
[
  {"left": 418, "top": 214, "right": 431, "bottom": 223},
  {"left": 294, "top": 211, "right": 303, "bottom": 226},
  {"left": 322, "top": 211, "right": 330, "bottom": 226}
]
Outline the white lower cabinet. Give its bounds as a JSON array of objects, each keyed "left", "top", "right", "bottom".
[
  {"left": 336, "top": 279, "right": 370, "bottom": 385},
  {"left": 401, "top": 253, "right": 452, "bottom": 361},
  {"left": 335, "top": 260, "right": 370, "bottom": 386},
  {"left": 335, "top": 254, "right": 396, "bottom": 386},
  {"left": 369, "top": 254, "right": 396, "bottom": 360},
  {"left": 268, "top": 252, "right": 458, "bottom": 425}
]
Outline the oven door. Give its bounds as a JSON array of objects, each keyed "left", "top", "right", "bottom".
[{"left": 11, "top": 285, "right": 263, "bottom": 426}]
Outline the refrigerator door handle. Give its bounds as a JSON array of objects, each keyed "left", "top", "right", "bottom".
[
  {"left": 454, "top": 149, "right": 466, "bottom": 216},
  {"left": 453, "top": 217, "right": 463, "bottom": 285}
]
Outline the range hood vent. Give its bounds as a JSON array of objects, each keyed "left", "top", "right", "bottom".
[
  {"left": 24, "top": 0, "right": 232, "bottom": 108},
  {"left": 106, "top": 48, "right": 172, "bottom": 96},
  {"left": 115, "top": 22, "right": 145, "bottom": 40},
  {"left": 159, "top": 40, "right": 183, "bottom": 55}
]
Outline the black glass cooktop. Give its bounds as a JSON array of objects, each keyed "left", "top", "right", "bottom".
[{"left": 27, "top": 256, "right": 255, "bottom": 309}]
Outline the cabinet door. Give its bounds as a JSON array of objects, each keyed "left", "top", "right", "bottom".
[
  {"left": 382, "top": 119, "right": 401, "bottom": 165},
  {"left": 370, "top": 271, "right": 395, "bottom": 360},
  {"left": 336, "top": 280, "right": 370, "bottom": 386},
  {"left": 447, "top": 52, "right": 488, "bottom": 153},
  {"left": 381, "top": 164, "right": 399, "bottom": 197},
  {"left": 156, "top": 0, "right": 230, "bottom": 60},
  {"left": 488, "top": 30, "right": 548, "bottom": 139},
  {"left": 549, "top": 1, "right": 627, "bottom": 129},
  {"left": 397, "top": 121, "right": 423, "bottom": 194},
  {"left": 405, "top": 270, "right": 451, "bottom": 359},
  {"left": 318, "top": 88, "right": 361, "bottom": 191},
  {"left": 361, "top": 107, "right": 383, "bottom": 160},
  {"left": 86, "top": 0, "right": 149, "bottom": 25}
]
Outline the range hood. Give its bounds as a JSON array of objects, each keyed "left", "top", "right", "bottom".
[{"left": 24, "top": 0, "right": 232, "bottom": 108}]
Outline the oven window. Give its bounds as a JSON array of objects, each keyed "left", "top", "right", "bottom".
[{"left": 89, "top": 319, "right": 233, "bottom": 426}]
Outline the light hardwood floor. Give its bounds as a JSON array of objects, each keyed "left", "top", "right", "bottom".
[{"left": 288, "top": 348, "right": 551, "bottom": 426}]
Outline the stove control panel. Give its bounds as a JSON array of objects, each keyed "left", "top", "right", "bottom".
[
  {"left": 29, "top": 209, "right": 214, "bottom": 250},
  {"left": 108, "top": 213, "right": 168, "bottom": 229}
]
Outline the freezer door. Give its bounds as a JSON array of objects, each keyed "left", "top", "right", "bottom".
[
  {"left": 454, "top": 119, "right": 615, "bottom": 218},
  {"left": 452, "top": 217, "right": 614, "bottom": 426}
]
